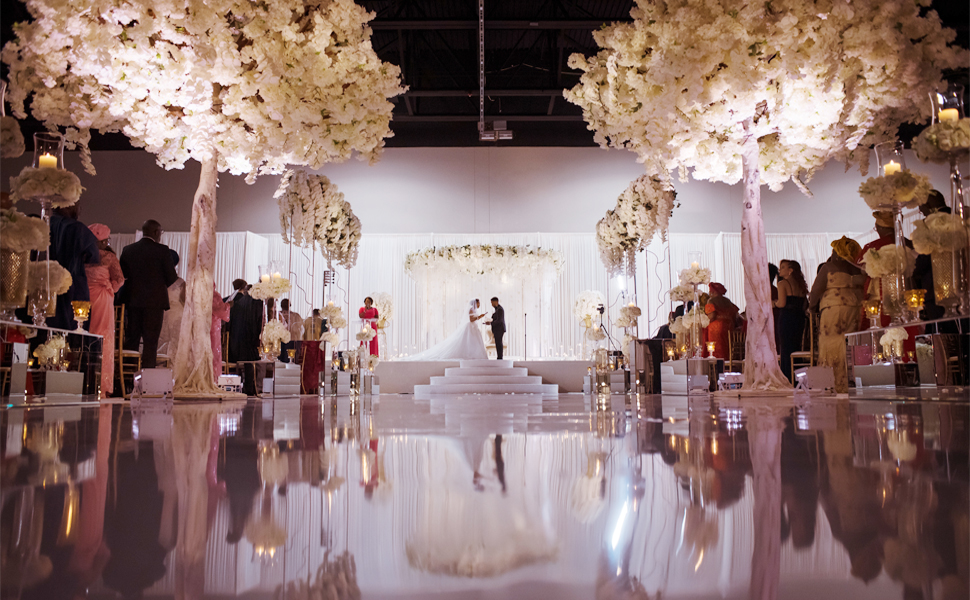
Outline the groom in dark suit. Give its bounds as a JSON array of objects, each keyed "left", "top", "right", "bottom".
[{"left": 485, "top": 297, "right": 506, "bottom": 360}]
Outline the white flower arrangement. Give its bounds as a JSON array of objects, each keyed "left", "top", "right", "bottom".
[
  {"left": 669, "top": 284, "right": 695, "bottom": 303},
  {"left": 329, "top": 316, "right": 347, "bottom": 330},
  {"left": 679, "top": 265, "right": 712, "bottom": 286},
  {"left": 355, "top": 324, "right": 376, "bottom": 342},
  {"left": 597, "top": 176, "right": 678, "bottom": 276},
  {"left": 33, "top": 335, "right": 66, "bottom": 366},
  {"left": 364, "top": 355, "right": 380, "bottom": 371},
  {"left": 321, "top": 304, "right": 344, "bottom": 322},
  {"left": 913, "top": 118, "right": 970, "bottom": 163},
  {"left": 9, "top": 167, "right": 83, "bottom": 207},
  {"left": 615, "top": 304, "right": 641, "bottom": 329},
  {"left": 862, "top": 245, "right": 918, "bottom": 279},
  {"left": 0, "top": 208, "right": 49, "bottom": 253},
  {"left": 669, "top": 317, "right": 688, "bottom": 335},
  {"left": 405, "top": 245, "right": 564, "bottom": 280},
  {"left": 587, "top": 328, "right": 606, "bottom": 342},
  {"left": 880, "top": 328, "right": 909, "bottom": 345},
  {"left": 319, "top": 331, "right": 341, "bottom": 349},
  {"left": 1, "top": 116, "right": 24, "bottom": 158},
  {"left": 858, "top": 171, "right": 932, "bottom": 210},
  {"left": 260, "top": 320, "right": 292, "bottom": 347},
  {"left": 250, "top": 278, "right": 292, "bottom": 301},
  {"left": 682, "top": 307, "right": 711, "bottom": 329},
  {"left": 275, "top": 171, "right": 362, "bottom": 269},
  {"left": 372, "top": 292, "right": 394, "bottom": 327},
  {"left": 911, "top": 212, "right": 970, "bottom": 255},
  {"left": 573, "top": 290, "right": 605, "bottom": 323},
  {"left": 595, "top": 209, "right": 637, "bottom": 277},
  {"left": 27, "top": 260, "right": 72, "bottom": 295}
]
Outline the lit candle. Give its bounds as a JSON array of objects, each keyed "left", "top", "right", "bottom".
[
  {"left": 38, "top": 152, "right": 57, "bottom": 168},
  {"left": 260, "top": 274, "right": 270, "bottom": 283},
  {"left": 690, "top": 261, "right": 699, "bottom": 268},
  {"left": 328, "top": 300, "right": 334, "bottom": 306},
  {"left": 883, "top": 160, "right": 901, "bottom": 176},
  {"left": 272, "top": 272, "right": 282, "bottom": 280},
  {"left": 938, "top": 108, "right": 959, "bottom": 122}
]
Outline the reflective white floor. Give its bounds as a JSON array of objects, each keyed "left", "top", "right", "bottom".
[{"left": 1, "top": 392, "right": 967, "bottom": 600}]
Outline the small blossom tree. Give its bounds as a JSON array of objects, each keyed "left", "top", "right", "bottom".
[
  {"left": 3, "top": 0, "right": 404, "bottom": 395},
  {"left": 565, "top": 0, "right": 965, "bottom": 391}
]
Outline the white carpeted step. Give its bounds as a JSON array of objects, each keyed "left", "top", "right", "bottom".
[
  {"left": 430, "top": 375, "right": 543, "bottom": 385},
  {"left": 414, "top": 382, "right": 559, "bottom": 396},
  {"left": 445, "top": 367, "right": 529, "bottom": 377},
  {"left": 458, "top": 359, "right": 514, "bottom": 369}
]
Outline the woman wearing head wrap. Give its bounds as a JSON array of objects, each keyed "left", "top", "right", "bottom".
[
  {"left": 809, "top": 237, "right": 865, "bottom": 392},
  {"left": 85, "top": 224, "right": 125, "bottom": 396},
  {"left": 704, "top": 282, "right": 739, "bottom": 359}
]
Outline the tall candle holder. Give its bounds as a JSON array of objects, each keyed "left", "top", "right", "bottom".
[
  {"left": 71, "top": 300, "right": 90, "bottom": 332},
  {"left": 33, "top": 132, "right": 65, "bottom": 171},
  {"left": 874, "top": 140, "right": 911, "bottom": 325},
  {"left": 863, "top": 300, "right": 882, "bottom": 329}
]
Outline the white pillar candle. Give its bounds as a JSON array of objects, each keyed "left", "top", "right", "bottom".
[
  {"left": 260, "top": 274, "right": 270, "bottom": 283},
  {"left": 938, "top": 108, "right": 959, "bottom": 122},
  {"left": 883, "top": 160, "right": 901, "bottom": 176},
  {"left": 38, "top": 153, "right": 57, "bottom": 168}
]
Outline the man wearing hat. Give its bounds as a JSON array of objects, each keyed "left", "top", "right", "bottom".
[
  {"left": 810, "top": 236, "right": 866, "bottom": 392},
  {"left": 85, "top": 224, "right": 125, "bottom": 396}
]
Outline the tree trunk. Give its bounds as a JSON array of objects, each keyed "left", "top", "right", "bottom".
[
  {"left": 173, "top": 156, "right": 223, "bottom": 396},
  {"left": 740, "top": 124, "right": 792, "bottom": 392}
]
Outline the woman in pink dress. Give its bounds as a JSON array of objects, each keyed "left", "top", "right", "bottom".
[
  {"left": 211, "top": 285, "right": 230, "bottom": 381},
  {"left": 359, "top": 296, "right": 379, "bottom": 356},
  {"left": 85, "top": 224, "right": 125, "bottom": 397}
]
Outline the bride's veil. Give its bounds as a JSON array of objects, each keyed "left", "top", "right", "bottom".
[{"left": 468, "top": 299, "right": 478, "bottom": 314}]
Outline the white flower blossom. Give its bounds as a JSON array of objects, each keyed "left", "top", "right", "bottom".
[
  {"left": 573, "top": 290, "right": 605, "bottom": 323},
  {"left": 0, "top": 209, "right": 49, "bottom": 253},
  {"left": 913, "top": 119, "right": 970, "bottom": 164},
  {"left": 372, "top": 292, "right": 393, "bottom": 327},
  {"left": 1, "top": 116, "right": 25, "bottom": 158},
  {"left": 9, "top": 167, "right": 83, "bottom": 207},
  {"left": 911, "top": 212, "right": 970, "bottom": 255},
  {"left": 404, "top": 245, "right": 564, "bottom": 280},
  {"left": 319, "top": 331, "right": 341, "bottom": 349},
  {"left": 858, "top": 171, "right": 932, "bottom": 210},
  {"left": 275, "top": 170, "right": 361, "bottom": 269},
  {"left": 880, "top": 328, "right": 909, "bottom": 345},
  {"left": 355, "top": 324, "right": 376, "bottom": 342},
  {"left": 249, "top": 278, "right": 292, "bottom": 300},
  {"left": 27, "top": 260, "right": 72, "bottom": 295},
  {"left": 862, "top": 245, "right": 918, "bottom": 279},
  {"left": 679, "top": 265, "right": 712, "bottom": 286},
  {"left": 596, "top": 175, "right": 677, "bottom": 276},
  {"left": 260, "top": 320, "right": 291, "bottom": 347}
]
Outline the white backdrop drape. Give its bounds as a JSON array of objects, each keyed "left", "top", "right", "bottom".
[{"left": 108, "top": 229, "right": 891, "bottom": 358}]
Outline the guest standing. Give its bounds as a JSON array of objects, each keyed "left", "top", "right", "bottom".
[
  {"left": 211, "top": 285, "right": 230, "bottom": 380},
  {"left": 776, "top": 259, "right": 809, "bottom": 381},
  {"left": 84, "top": 224, "right": 124, "bottom": 396},
  {"left": 809, "top": 237, "right": 865, "bottom": 393},
  {"left": 358, "top": 296, "right": 379, "bottom": 356},
  {"left": 48, "top": 205, "right": 100, "bottom": 330},
  {"left": 704, "top": 283, "right": 739, "bottom": 359},
  {"left": 226, "top": 280, "right": 263, "bottom": 363},
  {"left": 119, "top": 220, "right": 178, "bottom": 369},
  {"left": 279, "top": 299, "right": 302, "bottom": 362}
]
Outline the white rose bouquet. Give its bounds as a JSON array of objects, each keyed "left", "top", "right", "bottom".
[
  {"left": 679, "top": 265, "right": 712, "bottom": 286},
  {"left": 880, "top": 328, "right": 909, "bottom": 346},
  {"left": 911, "top": 212, "right": 969, "bottom": 254},
  {"left": 913, "top": 118, "right": 970, "bottom": 163},
  {"left": 250, "top": 278, "right": 291, "bottom": 301},
  {"left": 364, "top": 355, "right": 380, "bottom": 371},
  {"left": 669, "top": 284, "right": 694, "bottom": 303},
  {"left": 573, "top": 290, "right": 605, "bottom": 323},
  {"left": 683, "top": 307, "right": 710, "bottom": 329},
  {"left": 669, "top": 317, "right": 688, "bottom": 335},
  {"left": 260, "top": 320, "right": 291, "bottom": 347},
  {"left": 27, "top": 260, "right": 72, "bottom": 295},
  {"left": 858, "top": 171, "right": 932, "bottom": 210},
  {"left": 9, "top": 167, "right": 83, "bottom": 207},
  {"left": 1, "top": 208, "right": 49, "bottom": 253},
  {"left": 1, "top": 116, "right": 24, "bottom": 158},
  {"left": 615, "top": 304, "right": 641, "bottom": 329},
  {"left": 33, "top": 335, "right": 67, "bottom": 367},
  {"left": 862, "top": 245, "right": 918, "bottom": 279}
]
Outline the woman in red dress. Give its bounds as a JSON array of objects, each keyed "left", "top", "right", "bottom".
[
  {"left": 704, "top": 282, "right": 739, "bottom": 359},
  {"left": 359, "top": 296, "right": 379, "bottom": 356}
]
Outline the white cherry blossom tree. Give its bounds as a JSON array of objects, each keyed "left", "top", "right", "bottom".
[
  {"left": 565, "top": 0, "right": 965, "bottom": 391},
  {"left": 3, "top": 0, "right": 404, "bottom": 395}
]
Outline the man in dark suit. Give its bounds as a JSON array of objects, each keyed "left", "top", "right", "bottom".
[
  {"left": 485, "top": 297, "right": 506, "bottom": 360},
  {"left": 226, "top": 279, "right": 263, "bottom": 363},
  {"left": 119, "top": 220, "right": 178, "bottom": 368}
]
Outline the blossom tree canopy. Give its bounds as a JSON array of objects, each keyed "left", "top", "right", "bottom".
[
  {"left": 3, "top": 0, "right": 405, "bottom": 395},
  {"left": 565, "top": 0, "right": 966, "bottom": 392}
]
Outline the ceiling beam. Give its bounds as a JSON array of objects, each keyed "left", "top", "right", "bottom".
[{"left": 371, "top": 20, "right": 624, "bottom": 30}]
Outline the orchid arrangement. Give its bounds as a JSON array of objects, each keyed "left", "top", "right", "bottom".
[
  {"left": 27, "top": 261, "right": 72, "bottom": 295},
  {"left": 249, "top": 278, "right": 291, "bottom": 301},
  {"left": 1, "top": 116, "right": 24, "bottom": 158},
  {"left": 9, "top": 167, "right": 83, "bottom": 207},
  {"left": 573, "top": 290, "right": 606, "bottom": 324},
  {"left": 0, "top": 209, "right": 49, "bottom": 253},
  {"left": 913, "top": 118, "right": 970, "bottom": 164},
  {"left": 405, "top": 245, "right": 564, "bottom": 279},
  {"left": 858, "top": 171, "right": 933, "bottom": 210},
  {"left": 596, "top": 175, "right": 677, "bottom": 276},
  {"left": 862, "top": 245, "right": 918, "bottom": 279},
  {"left": 911, "top": 212, "right": 970, "bottom": 255},
  {"left": 275, "top": 171, "right": 361, "bottom": 269}
]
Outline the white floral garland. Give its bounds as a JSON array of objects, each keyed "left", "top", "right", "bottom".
[
  {"left": 404, "top": 245, "right": 564, "bottom": 279},
  {"left": 1, "top": 116, "right": 24, "bottom": 158},
  {"left": 260, "top": 320, "right": 291, "bottom": 347},
  {"left": 858, "top": 171, "right": 932, "bottom": 210},
  {"left": 573, "top": 290, "right": 605, "bottom": 323},
  {"left": 250, "top": 278, "right": 291, "bottom": 301},
  {"left": 862, "top": 245, "right": 917, "bottom": 279},
  {"left": 9, "top": 167, "right": 83, "bottom": 207},
  {"left": 913, "top": 118, "right": 970, "bottom": 163},
  {"left": 274, "top": 170, "right": 361, "bottom": 269},
  {"left": 679, "top": 265, "right": 712, "bottom": 286},
  {"left": 911, "top": 212, "right": 970, "bottom": 254},
  {"left": 27, "top": 260, "right": 72, "bottom": 295},
  {"left": 372, "top": 292, "right": 393, "bottom": 327},
  {"left": 0, "top": 208, "right": 49, "bottom": 253}
]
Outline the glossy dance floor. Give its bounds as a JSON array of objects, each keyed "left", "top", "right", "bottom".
[{"left": 1, "top": 393, "right": 967, "bottom": 600}]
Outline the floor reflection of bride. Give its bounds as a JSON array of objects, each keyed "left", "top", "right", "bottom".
[{"left": 405, "top": 299, "right": 488, "bottom": 360}]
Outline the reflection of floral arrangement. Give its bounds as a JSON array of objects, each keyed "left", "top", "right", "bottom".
[
  {"left": 911, "top": 212, "right": 969, "bottom": 254},
  {"left": 573, "top": 290, "right": 605, "bottom": 323},
  {"left": 880, "top": 327, "right": 909, "bottom": 346},
  {"left": 570, "top": 452, "right": 607, "bottom": 524},
  {"left": 372, "top": 292, "right": 393, "bottom": 327},
  {"left": 244, "top": 517, "right": 287, "bottom": 553},
  {"left": 683, "top": 307, "right": 710, "bottom": 329},
  {"left": 27, "top": 261, "right": 72, "bottom": 295},
  {"left": 669, "top": 284, "right": 694, "bottom": 303},
  {"left": 258, "top": 441, "right": 288, "bottom": 487},
  {"left": 319, "top": 331, "right": 341, "bottom": 349},
  {"left": 1, "top": 116, "right": 25, "bottom": 158},
  {"left": 275, "top": 171, "right": 361, "bottom": 269},
  {"left": 276, "top": 552, "right": 360, "bottom": 600},
  {"left": 670, "top": 316, "right": 688, "bottom": 335},
  {"left": 858, "top": 171, "right": 932, "bottom": 210},
  {"left": 33, "top": 335, "right": 67, "bottom": 367},
  {"left": 355, "top": 324, "right": 376, "bottom": 342},
  {"left": 679, "top": 265, "right": 711, "bottom": 286},
  {"left": 587, "top": 328, "right": 606, "bottom": 342},
  {"left": 404, "top": 245, "right": 564, "bottom": 279},
  {"left": 260, "top": 320, "right": 292, "bottom": 347},
  {"left": 250, "top": 277, "right": 291, "bottom": 300},
  {"left": 9, "top": 167, "right": 83, "bottom": 207},
  {"left": 0, "top": 208, "right": 49, "bottom": 253},
  {"left": 862, "top": 245, "right": 918, "bottom": 278},
  {"left": 886, "top": 430, "right": 917, "bottom": 462},
  {"left": 913, "top": 118, "right": 970, "bottom": 163}
]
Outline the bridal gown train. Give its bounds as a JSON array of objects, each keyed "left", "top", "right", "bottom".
[{"left": 406, "top": 302, "right": 488, "bottom": 361}]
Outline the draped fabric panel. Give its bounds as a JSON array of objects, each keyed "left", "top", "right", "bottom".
[{"left": 108, "top": 230, "right": 872, "bottom": 357}]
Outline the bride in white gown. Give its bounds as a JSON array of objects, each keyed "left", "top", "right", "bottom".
[{"left": 406, "top": 299, "right": 488, "bottom": 360}]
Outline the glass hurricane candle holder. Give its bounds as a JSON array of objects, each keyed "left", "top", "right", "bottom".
[
  {"left": 71, "top": 300, "right": 90, "bottom": 332},
  {"left": 874, "top": 140, "right": 906, "bottom": 176},
  {"left": 931, "top": 83, "right": 965, "bottom": 123},
  {"left": 706, "top": 341, "right": 716, "bottom": 357},
  {"left": 287, "top": 349, "right": 296, "bottom": 361},
  {"left": 33, "top": 132, "right": 64, "bottom": 170},
  {"left": 863, "top": 299, "right": 882, "bottom": 328},
  {"left": 904, "top": 288, "right": 926, "bottom": 320}
]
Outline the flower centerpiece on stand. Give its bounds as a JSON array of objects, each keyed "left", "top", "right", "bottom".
[
  {"left": 573, "top": 290, "right": 605, "bottom": 358},
  {"left": 614, "top": 303, "right": 642, "bottom": 364},
  {"left": 911, "top": 212, "right": 970, "bottom": 315},
  {"left": 249, "top": 277, "right": 292, "bottom": 302},
  {"left": 9, "top": 166, "right": 83, "bottom": 208},
  {"left": 259, "top": 320, "right": 291, "bottom": 363},
  {"left": 862, "top": 245, "right": 918, "bottom": 323},
  {"left": 32, "top": 335, "right": 67, "bottom": 370},
  {"left": 879, "top": 328, "right": 909, "bottom": 362},
  {"left": 678, "top": 263, "right": 711, "bottom": 358}
]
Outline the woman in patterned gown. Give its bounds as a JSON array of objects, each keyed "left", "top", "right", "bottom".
[{"left": 810, "top": 237, "right": 865, "bottom": 393}]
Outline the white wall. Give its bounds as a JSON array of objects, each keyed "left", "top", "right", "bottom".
[{"left": 2, "top": 147, "right": 953, "bottom": 236}]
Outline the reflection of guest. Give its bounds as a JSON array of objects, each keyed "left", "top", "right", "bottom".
[
  {"left": 48, "top": 204, "right": 100, "bottom": 330},
  {"left": 67, "top": 404, "right": 113, "bottom": 592},
  {"left": 85, "top": 224, "right": 124, "bottom": 397},
  {"left": 211, "top": 285, "right": 230, "bottom": 380},
  {"left": 704, "top": 283, "right": 738, "bottom": 359},
  {"left": 359, "top": 296, "right": 379, "bottom": 356}
]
